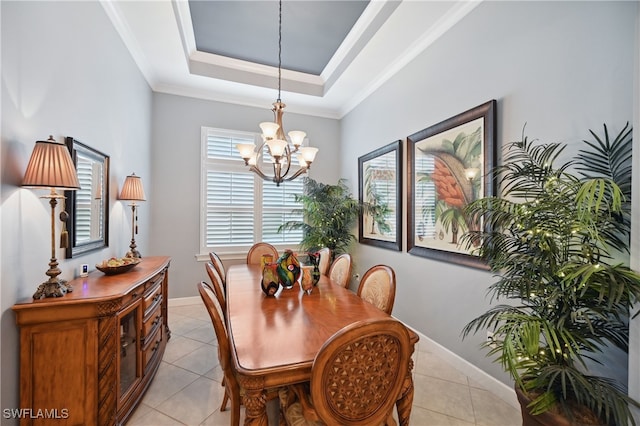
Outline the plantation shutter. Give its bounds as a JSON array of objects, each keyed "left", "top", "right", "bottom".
[
  {"left": 202, "top": 127, "right": 304, "bottom": 253},
  {"left": 262, "top": 179, "right": 304, "bottom": 244}
]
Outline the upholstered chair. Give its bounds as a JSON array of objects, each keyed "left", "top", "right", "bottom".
[
  {"left": 246, "top": 242, "right": 279, "bottom": 265},
  {"left": 328, "top": 253, "right": 352, "bottom": 288},
  {"left": 356, "top": 265, "right": 396, "bottom": 315},
  {"left": 316, "top": 247, "right": 331, "bottom": 276},
  {"left": 280, "top": 318, "right": 412, "bottom": 426}
]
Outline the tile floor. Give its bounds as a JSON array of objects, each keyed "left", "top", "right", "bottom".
[{"left": 126, "top": 301, "right": 522, "bottom": 426}]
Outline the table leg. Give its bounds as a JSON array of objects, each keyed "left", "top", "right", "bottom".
[{"left": 238, "top": 376, "right": 269, "bottom": 426}]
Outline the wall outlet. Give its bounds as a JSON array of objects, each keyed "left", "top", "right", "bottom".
[{"left": 486, "top": 331, "right": 497, "bottom": 349}]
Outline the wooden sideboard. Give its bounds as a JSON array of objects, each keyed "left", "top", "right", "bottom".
[{"left": 12, "top": 256, "right": 171, "bottom": 426}]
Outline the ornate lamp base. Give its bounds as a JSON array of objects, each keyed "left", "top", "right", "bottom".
[
  {"left": 126, "top": 238, "right": 141, "bottom": 259},
  {"left": 33, "top": 278, "right": 73, "bottom": 299}
]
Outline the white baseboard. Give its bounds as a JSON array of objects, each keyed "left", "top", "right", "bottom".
[
  {"left": 168, "top": 296, "right": 201, "bottom": 307},
  {"left": 168, "top": 297, "right": 518, "bottom": 410}
]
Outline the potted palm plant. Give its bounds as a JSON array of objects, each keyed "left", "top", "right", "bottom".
[
  {"left": 461, "top": 124, "right": 640, "bottom": 425},
  {"left": 279, "top": 177, "right": 362, "bottom": 261}
]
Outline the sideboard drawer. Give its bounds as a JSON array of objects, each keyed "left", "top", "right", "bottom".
[
  {"left": 143, "top": 278, "right": 163, "bottom": 314},
  {"left": 142, "top": 301, "right": 162, "bottom": 341},
  {"left": 142, "top": 321, "right": 163, "bottom": 372}
]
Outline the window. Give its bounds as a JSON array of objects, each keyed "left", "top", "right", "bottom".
[{"left": 200, "top": 127, "right": 304, "bottom": 257}]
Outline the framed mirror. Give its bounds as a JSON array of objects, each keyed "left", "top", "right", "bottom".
[{"left": 64, "top": 137, "right": 110, "bottom": 258}]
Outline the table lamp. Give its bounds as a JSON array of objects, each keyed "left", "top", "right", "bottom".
[
  {"left": 22, "top": 135, "right": 80, "bottom": 299},
  {"left": 119, "top": 173, "right": 146, "bottom": 258}
]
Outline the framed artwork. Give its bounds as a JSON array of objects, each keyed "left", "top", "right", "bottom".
[
  {"left": 358, "top": 140, "right": 402, "bottom": 251},
  {"left": 407, "top": 100, "right": 496, "bottom": 268}
]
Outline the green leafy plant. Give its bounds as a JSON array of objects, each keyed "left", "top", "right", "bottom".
[
  {"left": 279, "top": 178, "right": 362, "bottom": 258},
  {"left": 461, "top": 125, "right": 640, "bottom": 425}
]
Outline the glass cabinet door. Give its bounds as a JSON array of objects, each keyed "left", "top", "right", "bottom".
[{"left": 117, "top": 300, "right": 142, "bottom": 404}]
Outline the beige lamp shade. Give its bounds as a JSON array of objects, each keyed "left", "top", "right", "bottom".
[
  {"left": 22, "top": 136, "right": 80, "bottom": 190},
  {"left": 120, "top": 173, "right": 146, "bottom": 201}
]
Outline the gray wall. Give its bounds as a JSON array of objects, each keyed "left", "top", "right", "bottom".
[
  {"left": 1, "top": 1, "right": 153, "bottom": 419},
  {"left": 340, "top": 1, "right": 637, "bottom": 386},
  {"left": 150, "top": 93, "right": 341, "bottom": 299}
]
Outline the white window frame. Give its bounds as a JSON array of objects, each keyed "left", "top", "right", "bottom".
[{"left": 198, "top": 127, "right": 304, "bottom": 261}]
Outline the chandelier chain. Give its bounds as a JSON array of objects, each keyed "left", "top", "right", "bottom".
[{"left": 277, "top": 0, "right": 282, "bottom": 102}]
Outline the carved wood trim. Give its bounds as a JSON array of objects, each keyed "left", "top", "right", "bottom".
[
  {"left": 98, "top": 300, "right": 121, "bottom": 317},
  {"left": 98, "top": 315, "right": 117, "bottom": 426}
]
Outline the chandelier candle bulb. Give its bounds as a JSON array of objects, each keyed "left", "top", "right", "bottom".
[
  {"left": 259, "top": 122, "right": 279, "bottom": 140},
  {"left": 288, "top": 130, "right": 306, "bottom": 147},
  {"left": 266, "top": 139, "right": 288, "bottom": 158},
  {"left": 237, "top": 143, "right": 257, "bottom": 162},
  {"left": 300, "top": 147, "right": 319, "bottom": 164}
]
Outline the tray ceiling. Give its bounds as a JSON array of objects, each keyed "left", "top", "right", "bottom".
[{"left": 100, "top": 0, "right": 481, "bottom": 118}]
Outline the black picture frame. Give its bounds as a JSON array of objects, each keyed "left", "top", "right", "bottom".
[
  {"left": 407, "top": 100, "right": 496, "bottom": 269},
  {"left": 358, "top": 140, "right": 403, "bottom": 251}
]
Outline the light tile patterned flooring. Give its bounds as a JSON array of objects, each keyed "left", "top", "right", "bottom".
[{"left": 126, "top": 301, "right": 522, "bottom": 426}]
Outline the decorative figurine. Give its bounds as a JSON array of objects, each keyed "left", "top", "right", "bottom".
[
  {"left": 276, "top": 249, "right": 301, "bottom": 289},
  {"left": 307, "top": 251, "right": 321, "bottom": 285},
  {"left": 261, "top": 262, "right": 280, "bottom": 296},
  {"left": 301, "top": 266, "right": 314, "bottom": 295}
]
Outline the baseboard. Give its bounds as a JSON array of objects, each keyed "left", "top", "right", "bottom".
[
  {"left": 411, "top": 327, "right": 519, "bottom": 410},
  {"left": 168, "top": 296, "right": 201, "bottom": 307}
]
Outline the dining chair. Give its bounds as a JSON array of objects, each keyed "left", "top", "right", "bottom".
[
  {"left": 197, "top": 281, "right": 241, "bottom": 426},
  {"left": 316, "top": 247, "right": 331, "bottom": 276},
  {"left": 356, "top": 265, "right": 396, "bottom": 315},
  {"left": 279, "top": 317, "right": 412, "bottom": 426},
  {"left": 205, "top": 261, "right": 226, "bottom": 312},
  {"left": 209, "top": 251, "right": 226, "bottom": 289},
  {"left": 246, "top": 242, "right": 279, "bottom": 265},
  {"left": 328, "top": 253, "right": 352, "bottom": 288}
]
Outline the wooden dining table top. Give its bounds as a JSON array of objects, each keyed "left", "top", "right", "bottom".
[
  {"left": 226, "top": 263, "right": 393, "bottom": 377},
  {"left": 225, "top": 262, "right": 418, "bottom": 426}
]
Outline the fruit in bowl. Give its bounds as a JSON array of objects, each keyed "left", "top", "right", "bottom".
[{"left": 96, "top": 257, "right": 141, "bottom": 275}]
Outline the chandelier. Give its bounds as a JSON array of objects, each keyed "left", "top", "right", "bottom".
[{"left": 236, "top": 0, "right": 318, "bottom": 186}]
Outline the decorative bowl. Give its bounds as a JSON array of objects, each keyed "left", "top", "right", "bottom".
[{"left": 96, "top": 257, "right": 141, "bottom": 275}]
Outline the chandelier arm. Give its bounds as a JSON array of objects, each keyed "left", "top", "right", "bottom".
[
  {"left": 285, "top": 167, "right": 309, "bottom": 182},
  {"left": 280, "top": 146, "right": 292, "bottom": 179},
  {"left": 249, "top": 165, "right": 270, "bottom": 181}
]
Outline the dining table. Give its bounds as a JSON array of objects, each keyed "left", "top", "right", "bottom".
[{"left": 225, "top": 262, "right": 418, "bottom": 426}]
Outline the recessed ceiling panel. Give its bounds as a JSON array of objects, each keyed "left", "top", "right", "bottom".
[{"left": 189, "top": 0, "right": 369, "bottom": 76}]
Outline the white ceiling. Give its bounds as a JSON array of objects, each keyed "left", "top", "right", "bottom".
[{"left": 100, "top": 0, "right": 481, "bottom": 119}]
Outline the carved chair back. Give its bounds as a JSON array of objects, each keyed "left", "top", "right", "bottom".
[{"left": 310, "top": 318, "right": 411, "bottom": 425}]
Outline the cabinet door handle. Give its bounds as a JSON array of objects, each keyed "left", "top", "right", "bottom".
[
  {"left": 132, "top": 292, "right": 138, "bottom": 298},
  {"left": 152, "top": 340, "right": 161, "bottom": 352},
  {"left": 152, "top": 315, "right": 161, "bottom": 326}
]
